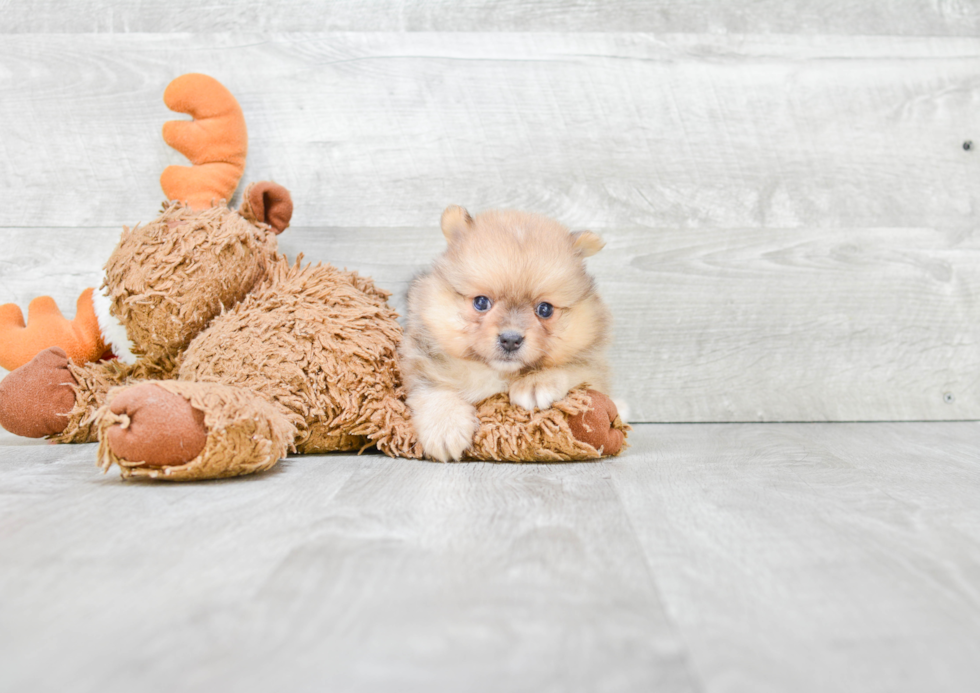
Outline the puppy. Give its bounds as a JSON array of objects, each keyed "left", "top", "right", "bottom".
[{"left": 400, "top": 205, "right": 611, "bottom": 462}]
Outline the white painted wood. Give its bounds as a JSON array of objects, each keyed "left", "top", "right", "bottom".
[
  {"left": 1, "top": 0, "right": 978, "bottom": 35},
  {"left": 0, "top": 34, "right": 976, "bottom": 230},
  {"left": 610, "top": 422, "right": 980, "bottom": 693},
  {"left": 3, "top": 224, "right": 978, "bottom": 422},
  {"left": 3, "top": 423, "right": 980, "bottom": 691},
  {"left": 1, "top": 33, "right": 978, "bottom": 421}
]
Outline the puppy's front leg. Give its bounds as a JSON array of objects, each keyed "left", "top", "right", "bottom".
[
  {"left": 408, "top": 385, "right": 480, "bottom": 462},
  {"left": 509, "top": 370, "right": 572, "bottom": 411}
]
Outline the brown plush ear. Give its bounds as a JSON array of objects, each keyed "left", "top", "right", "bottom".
[
  {"left": 571, "top": 230, "right": 604, "bottom": 257},
  {"left": 241, "top": 182, "right": 293, "bottom": 234},
  {"left": 441, "top": 205, "right": 474, "bottom": 243}
]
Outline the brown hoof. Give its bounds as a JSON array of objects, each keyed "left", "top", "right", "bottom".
[
  {"left": 568, "top": 390, "right": 626, "bottom": 456},
  {"left": 104, "top": 384, "right": 207, "bottom": 466},
  {"left": 0, "top": 347, "right": 77, "bottom": 437}
]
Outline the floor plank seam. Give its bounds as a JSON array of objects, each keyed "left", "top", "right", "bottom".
[{"left": 605, "top": 461, "right": 708, "bottom": 693}]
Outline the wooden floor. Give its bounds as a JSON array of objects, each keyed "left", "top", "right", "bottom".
[{"left": 2, "top": 423, "right": 979, "bottom": 692}]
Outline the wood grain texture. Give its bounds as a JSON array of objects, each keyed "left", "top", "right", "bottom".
[
  {"left": 0, "top": 34, "right": 976, "bottom": 230},
  {"left": 3, "top": 423, "right": 980, "bottom": 691},
  {"left": 610, "top": 422, "right": 980, "bottom": 693},
  {"left": 3, "top": 224, "right": 978, "bottom": 422},
  {"left": 1, "top": 0, "right": 978, "bottom": 35},
  {"left": 1, "top": 32, "right": 978, "bottom": 421},
  {"left": 0, "top": 441, "right": 696, "bottom": 693}
]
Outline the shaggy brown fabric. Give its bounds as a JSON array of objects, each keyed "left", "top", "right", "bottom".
[
  {"left": 295, "top": 425, "right": 368, "bottom": 454},
  {"left": 104, "top": 383, "right": 208, "bottom": 466},
  {"left": 102, "top": 202, "right": 278, "bottom": 367},
  {"left": 97, "top": 380, "right": 294, "bottom": 481},
  {"left": 1, "top": 186, "right": 628, "bottom": 480},
  {"left": 466, "top": 387, "right": 628, "bottom": 462},
  {"left": 0, "top": 347, "right": 76, "bottom": 438},
  {"left": 179, "top": 256, "right": 421, "bottom": 459}
]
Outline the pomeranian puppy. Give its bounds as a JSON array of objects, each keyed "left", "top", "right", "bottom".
[{"left": 400, "top": 205, "right": 611, "bottom": 462}]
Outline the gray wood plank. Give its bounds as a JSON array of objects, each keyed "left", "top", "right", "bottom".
[
  {"left": 2, "top": 0, "right": 978, "bottom": 35},
  {"left": 3, "top": 224, "right": 978, "bottom": 422},
  {"left": 4, "top": 423, "right": 980, "bottom": 692},
  {"left": 0, "top": 443, "right": 696, "bottom": 693},
  {"left": 0, "top": 33, "right": 976, "bottom": 231},
  {"left": 612, "top": 423, "right": 980, "bottom": 693}
]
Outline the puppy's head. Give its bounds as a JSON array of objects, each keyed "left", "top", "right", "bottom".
[{"left": 421, "top": 206, "right": 609, "bottom": 372}]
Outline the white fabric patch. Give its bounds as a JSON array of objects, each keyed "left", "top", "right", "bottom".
[{"left": 92, "top": 283, "right": 138, "bottom": 365}]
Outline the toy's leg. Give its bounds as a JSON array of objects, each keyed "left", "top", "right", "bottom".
[
  {"left": 566, "top": 390, "right": 627, "bottom": 456},
  {"left": 293, "top": 392, "right": 415, "bottom": 455},
  {"left": 0, "top": 346, "right": 129, "bottom": 442},
  {"left": 350, "top": 390, "right": 422, "bottom": 459},
  {"left": 467, "top": 388, "right": 629, "bottom": 462},
  {"left": 96, "top": 381, "right": 295, "bottom": 481},
  {"left": 0, "top": 347, "right": 76, "bottom": 437}
]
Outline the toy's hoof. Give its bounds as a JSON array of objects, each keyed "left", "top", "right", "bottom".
[
  {"left": 104, "top": 384, "right": 207, "bottom": 466},
  {"left": 0, "top": 347, "right": 77, "bottom": 437},
  {"left": 568, "top": 390, "right": 625, "bottom": 456}
]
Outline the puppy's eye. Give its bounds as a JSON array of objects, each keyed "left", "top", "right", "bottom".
[
  {"left": 535, "top": 302, "right": 554, "bottom": 319},
  {"left": 473, "top": 296, "right": 492, "bottom": 312}
]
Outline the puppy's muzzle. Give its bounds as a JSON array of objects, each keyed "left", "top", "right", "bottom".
[{"left": 498, "top": 331, "right": 524, "bottom": 353}]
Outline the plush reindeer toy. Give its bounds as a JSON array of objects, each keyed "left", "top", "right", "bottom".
[{"left": 0, "top": 74, "right": 626, "bottom": 480}]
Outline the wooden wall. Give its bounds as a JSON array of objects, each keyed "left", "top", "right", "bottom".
[{"left": 1, "top": 3, "right": 978, "bottom": 421}]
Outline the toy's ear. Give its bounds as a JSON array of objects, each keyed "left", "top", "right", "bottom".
[
  {"left": 241, "top": 182, "right": 293, "bottom": 234},
  {"left": 441, "top": 205, "right": 474, "bottom": 244},
  {"left": 571, "top": 230, "right": 604, "bottom": 257}
]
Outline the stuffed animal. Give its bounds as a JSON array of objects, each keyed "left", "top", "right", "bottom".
[{"left": 0, "top": 74, "right": 627, "bottom": 481}]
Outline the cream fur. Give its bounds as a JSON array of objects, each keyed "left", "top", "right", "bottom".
[
  {"left": 407, "top": 385, "right": 479, "bottom": 462},
  {"left": 401, "top": 208, "right": 612, "bottom": 461}
]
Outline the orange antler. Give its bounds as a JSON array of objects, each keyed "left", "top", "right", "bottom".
[
  {"left": 160, "top": 73, "right": 248, "bottom": 209},
  {"left": 0, "top": 289, "right": 107, "bottom": 371}
]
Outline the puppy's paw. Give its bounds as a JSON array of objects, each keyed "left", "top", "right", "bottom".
[
  {"left": 419, "top": 421, "right": 478, "bottom": 463},
  {"left": 509, "top": 375, "right": 569, "bottom": 411},
  {"left": 410, "top": 388, "right": 480, "bottom": 462}
]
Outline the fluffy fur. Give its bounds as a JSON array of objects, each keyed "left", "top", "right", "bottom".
[
  {"left": 0, "top": 194, "right": 628, "bottom": 477},
  {"left": 400, "top": 207, "right": 611, "bottom": 462},
  {"left": 101, "top": 203, "right": 278, "bottom": 370}
]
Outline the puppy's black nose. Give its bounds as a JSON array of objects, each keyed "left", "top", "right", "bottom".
[{"left": 498, "top": 331, "right": 524, "bottom": 353}]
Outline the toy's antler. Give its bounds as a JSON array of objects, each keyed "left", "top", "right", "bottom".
[
  {"left": 160, "top": 73, "right": 248, "bottom": 209},
  {"left": 0, "top": 289, "right": 107, "bottom": 371}
]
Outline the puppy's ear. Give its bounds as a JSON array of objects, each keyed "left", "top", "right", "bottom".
[
  {"left": 571, "top": 230, "right": 604, "bottom": 257},
  {"left": 441, "top": 205, "right": 474, "bottom": 243}
]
